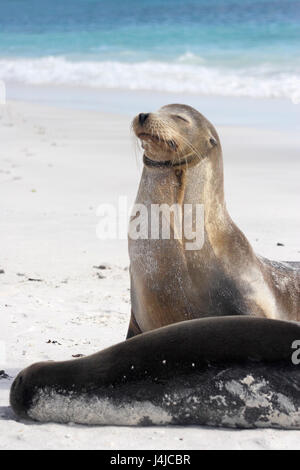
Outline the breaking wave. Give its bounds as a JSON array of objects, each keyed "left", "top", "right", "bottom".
[{"left": 1, "top": 56, "right": 300, "bottom": 103}]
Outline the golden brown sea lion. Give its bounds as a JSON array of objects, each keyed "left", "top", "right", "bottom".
[{"left": 127, "top": 104, "right": 300, "bottom": 337}]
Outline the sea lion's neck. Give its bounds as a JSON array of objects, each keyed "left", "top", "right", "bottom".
[
  {"left": 135, "top": 152, "right": 236, "bottom": 259},
  {"left": 183, "top": 157, "right": 225, "bottom": 214},
  {"left": 139, "top": 153, "right": 226, "bottom": 220}
]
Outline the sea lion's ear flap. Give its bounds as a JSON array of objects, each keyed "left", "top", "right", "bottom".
[{"left": 209, "top": 136, "right": 217, "bottom": 147}]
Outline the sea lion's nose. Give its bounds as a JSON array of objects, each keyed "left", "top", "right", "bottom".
[{"left": 139, "top": 113, "right": 149, "bottom": 125}]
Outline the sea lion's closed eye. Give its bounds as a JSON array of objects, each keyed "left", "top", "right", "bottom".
[{"left": 172, "top": 114, "right": 189, "bottom": 123}]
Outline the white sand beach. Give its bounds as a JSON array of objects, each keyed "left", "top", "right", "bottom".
[{"left": 0, "top": 98, "right": 300, "bottom": 449}]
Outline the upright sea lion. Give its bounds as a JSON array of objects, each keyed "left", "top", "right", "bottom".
[
  {"left": 128, "top": 104, "right": 300, "bottom": 337},
  {"left": 10, "top": 317, "right": 300, "bottom": 428}
]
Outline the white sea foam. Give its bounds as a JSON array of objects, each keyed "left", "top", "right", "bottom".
[{"left": 1, "top": 56, "right": 300, "bottom": 103}]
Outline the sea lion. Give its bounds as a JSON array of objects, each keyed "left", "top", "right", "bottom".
[
  {"left": 10, "top": 317, "right": 300, "bottom": 428},
  {"left": 127, "top": 104, "right": 300, "bottom": 338}
]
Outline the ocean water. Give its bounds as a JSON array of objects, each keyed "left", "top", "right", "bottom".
[{"left": 0, "top": 0, "right": 300, "bottom": 101}]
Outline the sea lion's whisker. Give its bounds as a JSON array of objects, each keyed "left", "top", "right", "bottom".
[{"left": 163, "top": 123, "right": 204, "bottom": 163}]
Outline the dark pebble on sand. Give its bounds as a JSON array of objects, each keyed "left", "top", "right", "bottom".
[
  {"left": 72, "top": 354, "right": 85, "bottom": 358},
  {"left": 0, "top": 370, "right": 9, "bottom": 379},
  {"left": 277, "top": 242, "right": 285, "bottom": 246},
  {"left": 0, "top": 269, "right": 4, "bottom": 274},
  {"left": 93, "top": 264, "right": 109, "bottom": 270}
]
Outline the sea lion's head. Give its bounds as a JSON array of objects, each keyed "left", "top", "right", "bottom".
[{"left": 132, "top": 104, "right": 220, "bottom": 166}]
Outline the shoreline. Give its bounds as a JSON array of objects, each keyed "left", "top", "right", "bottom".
[{"left": 5, "top": 81, "right": 300, "bottom": 131}]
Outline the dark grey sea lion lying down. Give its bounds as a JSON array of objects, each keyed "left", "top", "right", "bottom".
[{"left": 10, "top": 316, "right": 300, "bottom": 428}]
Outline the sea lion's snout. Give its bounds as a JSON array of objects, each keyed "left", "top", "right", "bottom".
[
  {"left": 10, "top": 362, "right": 47, "bottom": 420},
  {"left": 10, "top": 371, "right": 30, "bottom": 419},
  {"left": 132, "top": 108, "right": 184, "bottom": 163},
  {"left": 138, "top": 113, "right": 149, "bottom": 125}
]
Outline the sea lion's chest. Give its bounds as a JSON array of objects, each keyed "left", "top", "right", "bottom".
[
  {"left": 129, "top": 237, "right": 201, "bottom": 330},
  {"left": 128, "top": 169, "right": 202, "bottom": 329}
]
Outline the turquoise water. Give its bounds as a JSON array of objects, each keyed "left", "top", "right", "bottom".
[{"left": 0, "top": 0, "right": 300, "bottom": 100}]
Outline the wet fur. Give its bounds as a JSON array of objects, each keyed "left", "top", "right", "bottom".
[
  {"left": 129, "top": 104, "right": 300, "bottom": 336},
  {"left": 10, "top": 317, "right": 300, "bottom": 428}
]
